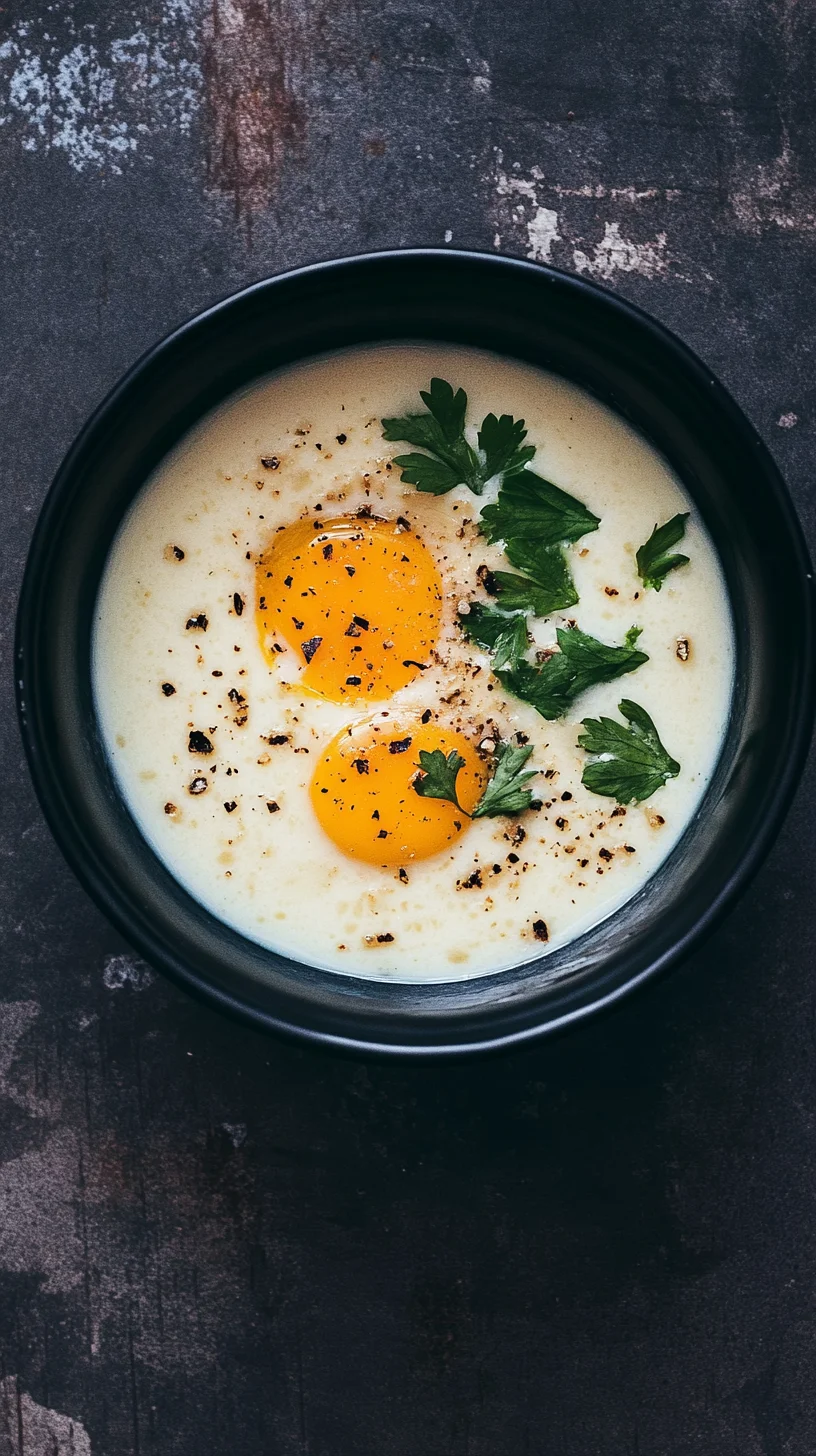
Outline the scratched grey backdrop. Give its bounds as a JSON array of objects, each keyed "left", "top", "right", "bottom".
[{"left": 1, "top": 1, "right": 815, "bottom": 1452}]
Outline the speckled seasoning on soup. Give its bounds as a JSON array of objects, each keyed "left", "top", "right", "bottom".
[{"left": 92, "top": 344, "right": 734, "bottom": 981}]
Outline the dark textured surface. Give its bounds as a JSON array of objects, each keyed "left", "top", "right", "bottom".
[{"left": 1, "top": 1, "right": 815, "bottom": 1451}]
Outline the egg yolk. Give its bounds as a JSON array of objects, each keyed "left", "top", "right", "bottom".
[
  {"left": 310, "top": 715, "right": 487, "bottom": 866},
  {"left": 256, "top": 514, "right": 443, "bottom": 702}
]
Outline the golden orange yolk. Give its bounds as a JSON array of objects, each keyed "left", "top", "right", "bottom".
[
  {"left": 256, "top": 514, "right": 443, "bottom": 702},
  {"left": 310, "top": 715, "right": 487, "bottom": 866}
]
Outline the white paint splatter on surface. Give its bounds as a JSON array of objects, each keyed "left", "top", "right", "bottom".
[
  {"left": 0, "top": 1376, "right": 91, "bottom": 1456},
  {"left": 493, "top": 158, "right": 674, "bottom": 278},
  {"left": 0, "top": 9, "right": 203, "bottom": 174},
  {"left": 572, "top": 221, "right": 668, "bottom": 280},
  {"left": 777, "top": 412, "right": 798, "bottom": 428},
  {"left": 519, "top": 204, "right": 559, "bottom": 263},
  {"left": 102, "top": 954, "right": 154, "bottom": 990},
  {"left": 495, "top": 167, "right": 562, "bottom": 260}
]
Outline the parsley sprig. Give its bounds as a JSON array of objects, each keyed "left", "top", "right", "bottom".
[
  {"left": 413, "top": 741, "right": 538, "bottom": 819},
  {"left": 383, "top": 377, "right": 600, "bottom": 615},
  {"left": 480, "top": 470, "right": 600, "bottom": 550},
  {"left": 457, "top": 601, "right": 529, "bottom": 671},
  {"left": 577, "top": 699, "right": 680, "bottom": 803},
  {"left": 490, "top": 565, "right": 577, "bottom": 617},
  {"left": 636, "top": 513, "right": 690, "bottom": 591},
  {"left": 413, "top": 748, "right": 468, "bottom": 809},
  {"left": 382, "top": 378, "right": 534, "bottom": 496},
  {"left": 473, "top": 742, "right": 539, "bottom": 817},
  {"left": 498, "top": 626, "right": 648, "bottom": 722},
  {"left": 478, "top": 412, "right": 535, "bottom": 482},
  {"left": 383, "top": 381, "right": 654, "bottom": 727},
  {"left": 479, "top": 470, "right": 600, "bottom": 617}
]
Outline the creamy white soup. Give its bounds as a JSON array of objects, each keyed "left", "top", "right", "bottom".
[{"left": 93, "top": 344, "right": 734, "bottom": 981}]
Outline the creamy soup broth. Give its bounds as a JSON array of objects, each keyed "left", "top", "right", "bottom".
[{"left": 93, "top": 344, "right": 734, "bottom": 981}]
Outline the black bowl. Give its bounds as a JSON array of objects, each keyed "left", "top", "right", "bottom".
[{"left": 15, "top": 250, "right": 815, "bottom": 1056}]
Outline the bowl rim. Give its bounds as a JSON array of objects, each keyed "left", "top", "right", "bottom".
[{"left": 15, "top": 247, "right": 816, "bottom": 1056}]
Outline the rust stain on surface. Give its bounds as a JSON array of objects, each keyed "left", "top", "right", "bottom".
[{"left": 202, "top": 0, "right": 308, "bottom": 215}]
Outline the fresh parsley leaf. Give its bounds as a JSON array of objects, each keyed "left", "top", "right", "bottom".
[
  {"left": 390, "top": 453, "right": 463, "bottom": 495},
  {"left": 478, "top": 473, "right": 599, "bottom": 617},
  {"left": 500, "top": 539, "right": 580, "bottom": 615},
  {"left": 472, "top": 742, "right": 538, "bottom": 818},
  {"left": 497, "top": 657, "right": 580, "bottom": 721},
  {"left": 457, "top": 602, "right": 529, "bottom": 671},
  {"left": 577, "top": 698, "right": 680, "bottom": 803},
  {"left": 636, "top": 512, "right": 690, "bottom": 591},
  {"left": 480, "top": 471, "right": 600, "bottom": 549},
  {"left": 382, "top": 379, "right": 532, "bottom": 496},
  {"left": 412, "top": 748, "right": 467, "bottom": 811},
  {"left": 383, "top": 379, "right": 481, "bottom": 494},
  {"left": 477, "top": 413, "right": 535, "bottom": 481},
  {"left": 498, "top": 626, "right": 648, "bottom": 721},
  {"left": 489, "top": 567, "right": 574, "bottom": 614},
  {"left": 421, "top": 376, "right": 468, "bottom": 439},
  {"left": 413, "top": 740, "right": 538, "bottom": 819}
]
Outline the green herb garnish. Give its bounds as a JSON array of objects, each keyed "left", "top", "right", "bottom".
[
  {"left": 490, "top": 568, "right": 577, "bottom": 617},
  {"left": 498, "top": 626, "right": 648, "bottom": 721},
  {"left": 412, "top": 748, "right": 468, "bottom": 809},
  {"left": 457, "top": 602, "right": 529, "bottom": 671},
  {"left": 577, "top": 699, "right": 680, "bottom": 803},
  {"left": 636, "top": 513, "right": 690, "bottom": 591},
  {"left": 382, "top": 378, "right": 533, "bottom": 496},
  {"left": 477, "top": 412, "right": 535, "bottom": 482},
  {"left": 498, "top": 539, "right": 580, "bottom": 615},
  {"left": 480, "top": 470, "right": 600, "bottom": 550},
  {"left": 479, "top": 470, "right": 600, "bottom": 616},
  {"left": 413, "top": 741, "right": 538, "bottom": 819},
  {"left": 472, "top": 742, "right": 538, "bottom": 818},
  {"left": 384, "top": 380, "right": 599, "bottom": 614}
]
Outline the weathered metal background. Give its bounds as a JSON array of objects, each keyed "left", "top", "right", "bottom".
[{"left": 1, "top": 1, "right": 815, "bottom": 1451}]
